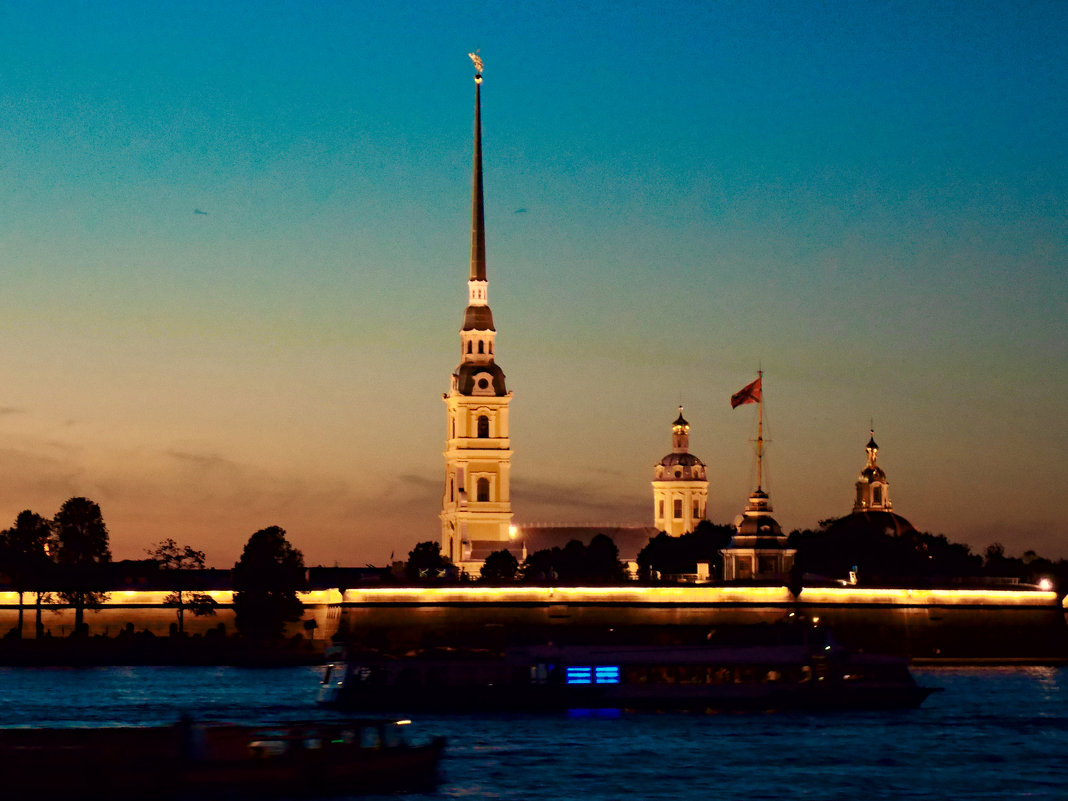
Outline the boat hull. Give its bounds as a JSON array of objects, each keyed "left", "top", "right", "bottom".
[{"left": 0, "top": 721, "right": 444, "bottom": 800}]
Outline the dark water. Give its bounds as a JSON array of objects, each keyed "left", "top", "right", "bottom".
[{"left": 1, "top": 665, "right": 1065, "bottom": 799}]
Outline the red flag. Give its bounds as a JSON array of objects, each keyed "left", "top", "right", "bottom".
[{"left": 730, "top": 377, "right": 762, "bottom": 408}]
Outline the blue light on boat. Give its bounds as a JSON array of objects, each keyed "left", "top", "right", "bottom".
[
  {"left": 566, "top": 667, "right": 593, "bottom": 685},
  {"left": 594, "top": 666, "right": 621, "bottom": 684}
]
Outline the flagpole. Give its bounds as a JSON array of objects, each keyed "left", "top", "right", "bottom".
[{"left": 756, "top": 369, "right": 764, "bottom": 491}]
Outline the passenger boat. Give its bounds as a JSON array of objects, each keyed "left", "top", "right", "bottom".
[
  {"left": 319, "top": 624, "right": 936, "bottom": 713},
  {"left": 0, "top": 717, "right": 445, "bottom": 799}
]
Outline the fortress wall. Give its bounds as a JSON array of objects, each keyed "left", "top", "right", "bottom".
[
  {"left": 0, "top": 590, "right": 341, "bottom": 639},
  {"left": 0, "top": 587, "right": 1062, "bottom": 659}
]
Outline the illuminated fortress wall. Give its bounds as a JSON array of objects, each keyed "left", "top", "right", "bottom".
[
  {"left": 333, "top": 586, "right": 1066, "bottom": 659},
  {"left": 0, "top": 586, "right": 1063, "bottom": 659}
]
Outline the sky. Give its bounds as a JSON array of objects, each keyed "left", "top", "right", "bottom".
[{"left": 0, "top": 1, "right": 1065, "bottom": 567}]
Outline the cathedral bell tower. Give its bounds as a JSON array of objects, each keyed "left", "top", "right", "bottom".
[{"left": 440, "top": 54, "right": 514, "bottom": 572}]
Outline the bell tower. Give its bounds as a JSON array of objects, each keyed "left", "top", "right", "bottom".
[{"left": 440, "top": 54, "right": 514, "bottom": 572}]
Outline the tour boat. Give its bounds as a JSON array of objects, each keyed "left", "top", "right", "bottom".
[
  {"left": 319, "top": 625, "right": 936, "bottom": 713},
  {"left": 0, "top": 717, "right": 445, "bottom": 799}
]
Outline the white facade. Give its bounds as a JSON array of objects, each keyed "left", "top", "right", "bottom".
[{"left": 651, "top": 408, "right": 708, "bottom": 536}]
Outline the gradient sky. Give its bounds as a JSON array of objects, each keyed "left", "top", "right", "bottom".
[{"left": 1, "top": 1, "right": 1065, "bottom": 567}]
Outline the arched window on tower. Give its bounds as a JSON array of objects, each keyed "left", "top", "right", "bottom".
[
  {"left": 673, "top": 499, "right": 683, "bottom": 519},
  {"left": 873, "top": 486, "right": 883, "bottom": 506},
  {"left": 477, "top": 415, "right": 489, "bottom": 438},
  {"left": 477, "top": 477, "right": 490, "bottom": 503},
  {"left": 478, "top": 341, "right": 484, "bottom": 354}
]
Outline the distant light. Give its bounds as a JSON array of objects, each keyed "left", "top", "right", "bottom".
[
  {"left": 1039, "top": 578, "right": 1053, "bottom": 592},
  {"left": 508, "top": 525, "right": 517, "bottom": 539},
  {"left": 396, "top": 719, "right": 411, "bottom": 726}
]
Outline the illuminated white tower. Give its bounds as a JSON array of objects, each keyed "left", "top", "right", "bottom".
[
  {"left": 652, "top": 407, "right": 708, "bottom": 536},
  {"left": 440, "top": 54, "right": 514, "bottom": 572},
  {"left": 854, "top": 430, "right": 892, "bottom": 512}
]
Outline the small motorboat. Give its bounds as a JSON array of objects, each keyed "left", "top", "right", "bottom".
[{"left": 0, "top": 717, "right": 445, "bottom": 799}]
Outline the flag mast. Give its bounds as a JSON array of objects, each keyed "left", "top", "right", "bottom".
[{"left": 755, "top": 369, "right": 764, "bottom": 491}]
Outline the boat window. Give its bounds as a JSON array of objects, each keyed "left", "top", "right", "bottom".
[{"left": 529, "top": 663, "right": 550, "bottom": 685}]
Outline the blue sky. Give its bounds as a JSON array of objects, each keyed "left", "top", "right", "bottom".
[{"left": 0, "top": 1, "right": 1065, "bottom": 565}]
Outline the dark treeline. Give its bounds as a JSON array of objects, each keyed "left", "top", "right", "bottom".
[
  {"left": 0, "top": 498, "right": 308, "bottom": 640},
  {"left": 398, "top": 520, "right": 1066, "bottom": 590},
  {"left": 402, "top": 535, "right": 627, "bottom": 585}
]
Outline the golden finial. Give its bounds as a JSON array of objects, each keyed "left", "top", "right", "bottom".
[{"left": 469, "top": 50, "right": 483, "bottom": 83}]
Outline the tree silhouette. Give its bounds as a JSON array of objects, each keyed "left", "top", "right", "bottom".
[
  {"left": 0, "top": 511, "right": 55, "bottom": 638},
  {"left": 519, "top": 535, "right": 627, "bottom": 584},
  {"left": 53, "top": 497, "right": 111, "bottom": 635},
  {"left": 232, "top": 526, "right": 306, "bottom": 639},
  {"left": 405, "top": 541, "right": 450, "bottom": 582},
  {"left": 148, "top": 538, "right": 217, "bottom": 635},
  {"left": 480, "top": 549, "right": 519, "bottom": 582},
  {"left": 636, "top": 521, "right": 734, "bottom": 581}
]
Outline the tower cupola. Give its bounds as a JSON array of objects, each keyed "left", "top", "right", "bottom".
[{"left": 854, "top": 430, "right": 892, "bottom": 512}]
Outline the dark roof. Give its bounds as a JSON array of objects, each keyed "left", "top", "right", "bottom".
[
  {"left": 453, "top": 362, "right": 508, "bottom": 396},
  {"left": 867, "top": 435, "right": 879, "bottom": 450},
  {"left": 658, "top": 452, "right": 704, "bottom": 468},
  {"left": 859, "top": 465, "right": 887, "bottom": 482},
  {"left": 462, "top": 305, "right": 496, "bottom": 331},
  {"left": 673, "top": 410, "right": 688, "bottom": 427},
  {"left": 825, "top": 510, "right": 916, "bottom": 538}
]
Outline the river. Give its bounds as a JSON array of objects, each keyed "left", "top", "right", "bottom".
[{"left": 1, "top": 665, "right": 1064, "bottom": 799}]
